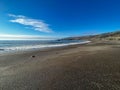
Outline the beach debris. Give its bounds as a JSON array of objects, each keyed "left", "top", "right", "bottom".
[{"left": 31, "top": 55, "right": 35, "bottom": 58}]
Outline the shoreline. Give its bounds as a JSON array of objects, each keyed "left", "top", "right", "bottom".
[{"left": 0, "top": 40, "right": 91, "bottom": 56}]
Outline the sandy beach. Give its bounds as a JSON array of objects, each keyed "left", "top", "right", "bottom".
[{"left": 0, "top": 41, "right": 120, "bottom": 90}]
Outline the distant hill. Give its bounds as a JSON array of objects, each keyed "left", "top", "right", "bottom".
[{"left": 62, "top": 31, "right": 120, "bottom": 41}]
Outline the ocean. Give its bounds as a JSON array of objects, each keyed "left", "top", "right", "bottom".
[{"left": 0, "top": 40, "right": 90, "bottom": 53}]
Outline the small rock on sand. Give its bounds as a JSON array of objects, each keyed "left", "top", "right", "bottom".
[{"left": 31, "top": 55, "right": 35, "bottom": 58}]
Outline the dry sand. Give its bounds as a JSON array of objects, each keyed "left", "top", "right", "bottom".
[{"left": 0, "top": 41, "right": 120, "bottom": 90}]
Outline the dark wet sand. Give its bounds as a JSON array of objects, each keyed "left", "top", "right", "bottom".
[{"left": 0, "top": 41, "right": 120, "bottom": 90}]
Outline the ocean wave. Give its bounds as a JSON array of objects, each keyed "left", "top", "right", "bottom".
[
  {"left": 1, "top": 41, "right": 90, "bottom": 52},
  {"left": 0, "top": 49, "right": 5, "bottom": 51}
]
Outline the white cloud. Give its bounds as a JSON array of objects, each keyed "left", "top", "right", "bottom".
[
  {"left": 8, "top": 14, "right": 53, "bottom": 33},
  {"left": 0, "top": 34, "right": 56, "bottom": 40}
]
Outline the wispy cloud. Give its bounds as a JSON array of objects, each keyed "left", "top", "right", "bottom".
[{"left": 8, "top": 14, "right": 53, "bottom": 33}]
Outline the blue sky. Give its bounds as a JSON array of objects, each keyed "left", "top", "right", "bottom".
[{"left": 0, "top": 0, "right": 120, "bottom": 39}]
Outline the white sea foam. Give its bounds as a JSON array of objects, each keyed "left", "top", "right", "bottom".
[{"left": 2, "top": 41, "right": 90, "bottom": 52}]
